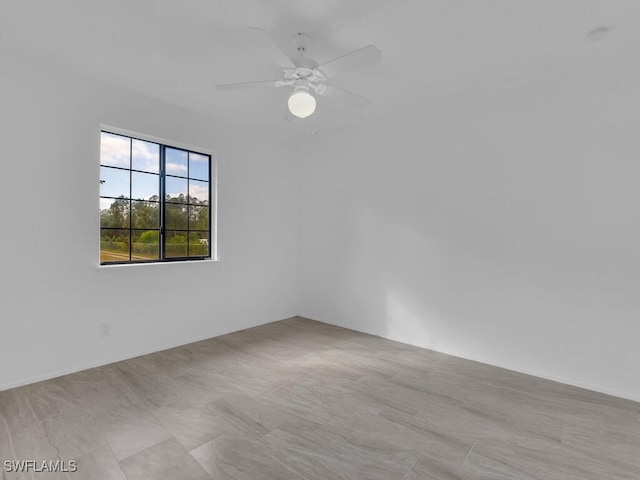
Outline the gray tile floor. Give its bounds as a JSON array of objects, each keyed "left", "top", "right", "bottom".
[{"left": 1, "top": 317, "right": 639, "bottom": 479}]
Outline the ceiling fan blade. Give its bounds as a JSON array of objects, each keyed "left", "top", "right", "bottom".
[
  {"left": 323, "top": 83, "right": 372, "bottom": 108},
  {"left": 318, "top": 45, "right": 381, "bottom": 78},
  {"left": 216, "top": 80, "right": 278, "bottom": 91},
  {"left": 244, "top": 27, "right": 296, "bottom": 70}
]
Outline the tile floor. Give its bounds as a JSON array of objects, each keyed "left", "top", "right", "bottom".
[{"left": 0, "top": 317, "right": 639, "bottom": 479}]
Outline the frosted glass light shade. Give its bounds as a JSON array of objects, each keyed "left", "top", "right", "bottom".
[{"left": 288, "top": 90, "right": 316, "bottom": 118}]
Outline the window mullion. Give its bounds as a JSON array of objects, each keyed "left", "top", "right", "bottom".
[
  {"left": 187, "top": 152, "right": 190, "bottom": 257},
  {"left": 160, "top": 146, "right": 166, "bottom": 260},
  {"left": 129, "top": 138, "right": 133, "bottom": 262}
]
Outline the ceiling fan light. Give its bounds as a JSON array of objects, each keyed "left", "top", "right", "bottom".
[{"left": 288, "top": 90, "right": 316, "bottom": 118}]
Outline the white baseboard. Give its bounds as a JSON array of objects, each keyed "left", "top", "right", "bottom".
[
  {"left": 298, "top": 315, "right": 640, "bottom": 405},
  {"left": 0, "top": 313, "right": 298, "bottom": 392},
  {"left": 4, "top": 312, "right": 638, "bottom": 406}
]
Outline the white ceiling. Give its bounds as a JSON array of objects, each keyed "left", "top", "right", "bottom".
[{"left": 3, "top": 1, "right": 640, "bottom": 135}]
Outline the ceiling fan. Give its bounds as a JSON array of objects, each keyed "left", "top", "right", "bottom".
[{"left": 216, "top": 28, "right": 381, "bottom": 119}]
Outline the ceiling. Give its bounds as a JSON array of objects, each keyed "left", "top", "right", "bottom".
[{"left": 2, "top": 1, "right": 640, "bottom": 135}]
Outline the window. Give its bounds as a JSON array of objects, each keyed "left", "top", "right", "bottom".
[{"left": 99, "top": 130, "right": 213, "bottom": 265}]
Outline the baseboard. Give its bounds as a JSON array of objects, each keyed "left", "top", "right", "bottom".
[
  {"left": 0, "top": 313, "right": 298, "bottom": 392},
  {"left": 4, "top": 312, "right": 639, "bottom": 406},
  {"left": 297, "top": 315, "right": 640, "bottom": 405}
]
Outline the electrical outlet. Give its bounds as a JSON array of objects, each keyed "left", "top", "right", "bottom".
[{"left": 99, "top": 322, "right": 111, "bottom": 337}]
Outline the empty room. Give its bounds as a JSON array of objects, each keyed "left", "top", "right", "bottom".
[{"left": 1, "top": 1, "right": 639, "bottom": 479}]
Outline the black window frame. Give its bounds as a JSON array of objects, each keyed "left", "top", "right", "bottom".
[{"left": 99, "top": 129, "right": 213, "bottom": 265}]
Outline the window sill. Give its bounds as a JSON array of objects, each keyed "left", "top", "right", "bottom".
[{"left": 97, "top": 258, "right": 220, "bottom": 269}]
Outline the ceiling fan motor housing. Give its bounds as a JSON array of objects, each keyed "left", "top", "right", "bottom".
[
  {"left": 296, "top": 66, "right": 314, "bottom": 77},
  {"left": 293, "top": 78, "right": 311, "bottom": 93}
]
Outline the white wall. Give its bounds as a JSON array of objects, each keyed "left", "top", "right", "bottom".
[
  {"left": 0, "top": 46, "right": 299, "bottom": 389},
  {"left": 298, "top": 54, "right": 640, "bottom": 401},
  {"left": 3, "top": 41, "right": 639, "bottom": 404}
]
